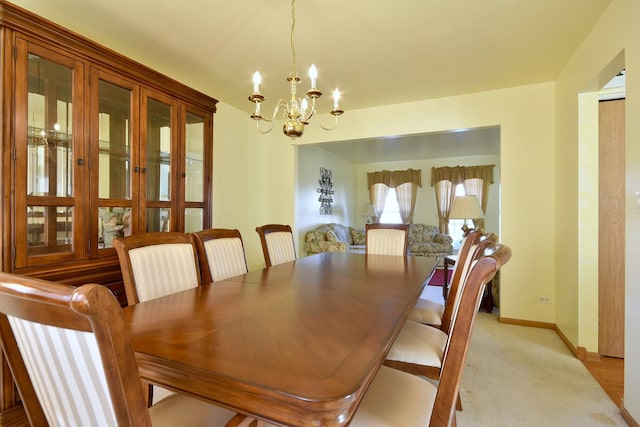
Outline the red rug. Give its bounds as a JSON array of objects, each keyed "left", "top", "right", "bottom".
[{"left": 428, "top": 268, "right": 447, "bottom": 286}]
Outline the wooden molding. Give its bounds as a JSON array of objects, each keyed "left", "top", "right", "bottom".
[
  {"left": 554, "top": 325, "right": 578, "bottom": 357},
  {"left": 499, "top": 316, "right": 579, "bottom": 357},
  {"left": 498, "top": 316, "right": 555, "bottom": 329},
  {"left": 621, "top": 406, "right": 640, "bottom": 427}
]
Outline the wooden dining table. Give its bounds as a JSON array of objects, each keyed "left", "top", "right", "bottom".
[{"left": 123, "top": 252, "right": 437, "bottom": 426}]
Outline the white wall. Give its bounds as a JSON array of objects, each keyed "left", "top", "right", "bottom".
[{"left": 297, "top": 145, "right": 358, "bottom": 255}]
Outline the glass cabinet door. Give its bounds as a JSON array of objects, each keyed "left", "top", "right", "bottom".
[
  {"left": 141, "top": 89, "right": 177, "bottom": 232},
  {"left": 182, "top": 106, "right": 212, "bottom": 232},
  {"left": 90, "top": 70, "right": 137, "bottom": 255},
  {"left": 14, "top": 39, "right": 85, "bottom": 267}
]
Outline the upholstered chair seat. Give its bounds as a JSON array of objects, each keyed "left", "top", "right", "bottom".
[
  {"left": 407, "top": 298, "right": 445, "bottom": 326},
  {"left": 386, "top": 320, "right": 447, "bottom": 369}
]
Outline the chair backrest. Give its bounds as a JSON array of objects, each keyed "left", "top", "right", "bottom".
[
  {"left": 0, "top": 273, "right": 151, "bottom": 427},
  {"left": 365, "top": 223, "right": 409, "bottom": 256},
  {"left": 193, "top": 228, "right": 249, "bottom": 283},
  {"left": 430, "top": 242, "right": 511, "bottom": 426},
  {"left": 113, "top": 232, "right": 201, "bottom": 305},
  {"left": 255, "top": 224, "right": 296, "bottom": 267},
  {"left": 440, "top": 230, "right": 496, "bottom": 335}
]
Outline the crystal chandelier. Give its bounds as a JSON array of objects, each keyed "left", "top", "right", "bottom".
[{"left": 248, "top": 0, "right": 344, "bottom": 139}]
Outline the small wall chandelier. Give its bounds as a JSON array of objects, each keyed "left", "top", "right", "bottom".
[{"left": 248, "top": 0, "right": 344, "bottom": 139}]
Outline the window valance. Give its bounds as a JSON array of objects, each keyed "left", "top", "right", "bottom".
[
  {"left": 367, "top": 168, "right": 422, "bottom": 189},
  {"left": 430, "top": 165, "right": 494, "bottom": 186}
]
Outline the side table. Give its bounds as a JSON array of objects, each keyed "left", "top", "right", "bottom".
[
  {"left": 442, "top": 254, "right": 494, "bottom": 312},
  {"left": 442, "top": 255, "right": 457, "bottom": 300}
]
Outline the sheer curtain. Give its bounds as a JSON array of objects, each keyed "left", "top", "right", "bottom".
[
  {"left": 463, "top": 177, "right": 488, "bottom": 230},
  {"left": 369, "top": 183, "right": 389, "bottom": 223},
  {"left": 367, "top": 169, "right": 422, "bottom": 224},
  {"left": 433, "top": 180, "right": 455, "bottom": 233},
  {"left": 395, "top": 182, "right": 419, "bottom": 224}
]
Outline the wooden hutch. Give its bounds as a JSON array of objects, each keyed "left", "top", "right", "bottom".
[{"left": 0, "top": 1, "right": 216, "bottom": 419}]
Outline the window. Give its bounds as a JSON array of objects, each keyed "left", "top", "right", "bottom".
[{"left": 379, "top": 188, "right": 402, "bottom": 223}]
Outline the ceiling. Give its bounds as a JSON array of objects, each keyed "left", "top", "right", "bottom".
[{"left": 9, "top": 0, "right": 612, "bottom": 162}]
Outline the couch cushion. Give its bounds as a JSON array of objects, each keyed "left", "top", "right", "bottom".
[
  {"left": 350, "top": 228, "right": 366, "bottom": 245},
  {"left": 327, "top": 223, "right": 351, "bottom": 244},
  {"left": 408, "top": 224, "right": 438, "bottom": 244}
]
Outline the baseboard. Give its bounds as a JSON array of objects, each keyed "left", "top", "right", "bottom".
[
  {"left": 621, "top": 406, "right": 640, "bottom": 427},
  {"left": 499, "top": 317, "right": 579, "bottom": 357},
  {"left": 555, "top": 325, "right": 578, "bottom": 357},
  {"left": 498, "top": 316, "right": 555, "bottom": 329}
]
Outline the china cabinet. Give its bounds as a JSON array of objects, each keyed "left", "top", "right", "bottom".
[{"left": 0, "top": 0, "right": 216, "bottom": 416}]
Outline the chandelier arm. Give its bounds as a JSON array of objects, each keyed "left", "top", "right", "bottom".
[
  {"left": 313, "top": 112, "right": 341, "bottom": 131},
  {"left": 255, "top": 119, "right": 275, "bottom": 135}
]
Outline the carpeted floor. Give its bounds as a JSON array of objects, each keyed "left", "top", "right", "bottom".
[{"left": 456, "top": 313, "right": 627, "bottom": 426}]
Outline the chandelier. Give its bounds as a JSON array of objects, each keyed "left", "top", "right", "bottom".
[{"left": 248, "top": 0, "right": 344, "bottom": 139}]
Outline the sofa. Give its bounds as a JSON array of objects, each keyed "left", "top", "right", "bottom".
[
  {"left": 304, "top": 223, "right": 366, "bottom": 255},
  {"left": 304, "top": 223, "right": 453, "bottom": 258},
  {"left": 407, "top": 224, "right": 453, "bottom": 258}
]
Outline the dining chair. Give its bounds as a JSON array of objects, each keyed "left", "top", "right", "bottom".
[
  {"left": 384, "top": 240, "right": 511, "bottom": 410},
  {"left": 365, "top": 223, "right": 409, "bottom": 256},
  {"left": 262, "top": 243, "right": 506, "bottom": 427},
  {"left": 193, "top": 228, "right": 249, "bottom": 283},
  {"left": 112, "top": 232, "right": 203, "bottom": 405},
  {"left": 0, "top": 273, "right": 239, "bottom": 427},
  {"left": 408, "top": 230, "right": 492, "bottom": 327},
  {"left": 112, "top": 232, "right": 201, "bottom": 306},
  {"left": 255, "top": 224, "right": 296, "bottom": 267}
]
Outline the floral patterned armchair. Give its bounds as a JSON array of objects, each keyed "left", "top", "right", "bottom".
[{"left": 304, "top": 223, "right": 365, "bottom": 255}]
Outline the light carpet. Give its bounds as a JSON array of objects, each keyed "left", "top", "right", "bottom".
[{"left": 456, "top": 313, "right": 627, "bottom": 426}]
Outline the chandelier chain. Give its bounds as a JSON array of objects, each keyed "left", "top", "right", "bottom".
[{"left": 290, "top": 0, "right": 297, "bottom": 80}]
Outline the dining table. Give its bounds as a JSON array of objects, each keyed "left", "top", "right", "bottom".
[{"left": 123, "top": 252, "right": 437, "bottom": 427}]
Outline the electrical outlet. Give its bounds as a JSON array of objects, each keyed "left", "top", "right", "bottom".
[{"left": 537, "top": 296, "right": 551, "bottom": 304}]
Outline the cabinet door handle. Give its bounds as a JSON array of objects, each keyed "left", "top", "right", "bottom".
[
  {"left": 141, "top": 168, "right": 147, "bottom": 174},
  {"left": 77, "top": 158, "right": 84, "bottom": 166},
  {"left": 134, "top": 166, "right": 139, "bottom": 172}
]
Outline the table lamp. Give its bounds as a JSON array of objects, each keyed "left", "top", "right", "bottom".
[
  {"left": 361, "top": 203, "right": 376, "bottom": 224},
  {"left": 449, "top": 195, "right": 484, "bottom": 236}
]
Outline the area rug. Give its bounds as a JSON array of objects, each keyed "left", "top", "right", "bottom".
[{"left": 428, "top": 268, "right": 447, "bottom": 286}]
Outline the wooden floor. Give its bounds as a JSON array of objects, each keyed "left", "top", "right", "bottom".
[{"left": 582, "top": 355, "right": 624, "bottom": 408}]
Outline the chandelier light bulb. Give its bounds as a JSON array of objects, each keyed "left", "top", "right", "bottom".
[
  {"left": 308, "top": 64, "right": 318, "bottom": 89},
  {"left": 252, "top": 71, "right": 262, "bottom": 93},
  {"left": 332, "top": 89, "right": 341, "bottom": 110}
]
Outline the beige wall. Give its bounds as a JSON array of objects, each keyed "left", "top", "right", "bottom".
[
  {"left": 555, "top": 0, "right": 639, "bottom": 418},
  {"left": 215, "top": 82, "right": 557, "bottom": 324}
]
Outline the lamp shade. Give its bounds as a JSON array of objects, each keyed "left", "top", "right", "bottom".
[{"left": 449, "top": 195, "right": 484, "bottom": 220}]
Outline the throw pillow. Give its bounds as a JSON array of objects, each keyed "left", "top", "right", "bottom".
[{"left": 350, "top": 229, "right": 366, "bottom": 245}]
